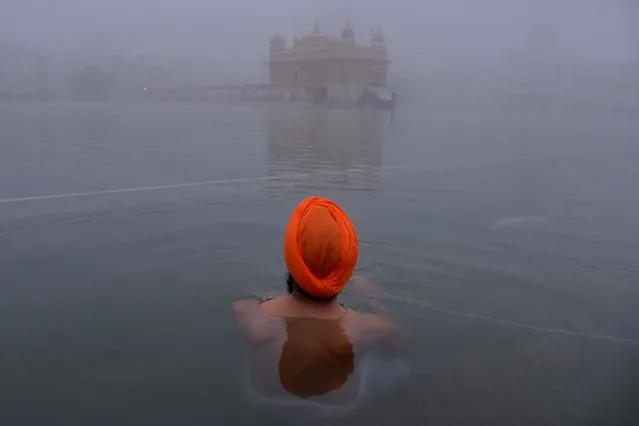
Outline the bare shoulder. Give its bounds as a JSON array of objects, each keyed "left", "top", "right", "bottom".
[
  {"left": 347, "top": 309, "right": 394, "bottom": 329},
  {"left": 232, "top": 298, "right": 280, "bottom": 344},
  {"left": 232, "top": 299, "right": 260, "bottom": 313},
  {"left": 344, "top": 309, "right": 398, "bottom": 344},
  {"left": 255, "top": 297, "right": 288, "bottom": 316},
  {"left": 232, "top": 299, "right": 263, "bottom": 327}
]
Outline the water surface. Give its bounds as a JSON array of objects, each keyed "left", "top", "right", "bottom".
[{"left": 0, "top": 102, "right": 638, "bottom": 426}]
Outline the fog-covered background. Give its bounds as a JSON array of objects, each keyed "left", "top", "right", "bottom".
[{"left": 1, "top": 0, "right": 637, "bottom": 105}]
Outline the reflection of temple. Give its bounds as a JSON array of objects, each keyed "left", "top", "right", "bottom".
[
  {"left": 266, "top": 107, "right": 385, "bottom": 191},
  {"left": 268, "top": 19, "right": 391, "bottom": 105}
]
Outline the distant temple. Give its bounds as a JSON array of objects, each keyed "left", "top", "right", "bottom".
[{"left": 268, "top": 19, "right": 392, "bottom": 105}]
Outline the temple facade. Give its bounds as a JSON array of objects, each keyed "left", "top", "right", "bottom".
[{"left": 268, "top": 20, "right": 391, "bottom": 104}]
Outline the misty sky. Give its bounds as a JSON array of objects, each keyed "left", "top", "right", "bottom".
[{"left": 1, "top": 0, "right": 637, "bottom": 69}]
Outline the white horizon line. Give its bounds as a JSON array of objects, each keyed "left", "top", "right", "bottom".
[{"left": 0, "top": 151, "right": 589, "bottom": 205}]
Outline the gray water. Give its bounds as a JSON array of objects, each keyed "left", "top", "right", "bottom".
[{"left": 0, "top": 102, "right": 638, "bottom": 426}]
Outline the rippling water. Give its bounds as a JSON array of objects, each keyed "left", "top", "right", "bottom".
[{"left": 0, "top": 102, "right": 638, "bottom": 426}]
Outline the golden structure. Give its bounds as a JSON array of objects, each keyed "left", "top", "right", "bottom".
[{"left": 268, "top": 19, "right": 390, "bottom": 103}]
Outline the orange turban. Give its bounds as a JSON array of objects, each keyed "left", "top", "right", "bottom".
[{"left": 284, "top": 196, "right": 358, "bottom": 298}]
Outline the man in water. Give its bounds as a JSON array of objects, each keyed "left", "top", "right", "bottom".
[{"left": 233, "top": 196, "right": 407, "bottom": 411}]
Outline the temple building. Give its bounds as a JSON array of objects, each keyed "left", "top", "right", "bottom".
[{"left": 268, "top": 19, "right": 391, "bottom": 104}]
